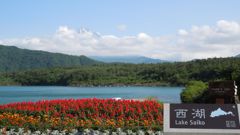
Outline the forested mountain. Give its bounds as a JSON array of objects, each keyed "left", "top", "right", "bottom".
[
  {"left": 1, "top": 57, "right": 240, "bottom": 87},
  {"left": 0, "top": 45, "right": 99, "bottom": 72},
  {"left": 89, "top": 56, "right": 166, "bottom": 64}
]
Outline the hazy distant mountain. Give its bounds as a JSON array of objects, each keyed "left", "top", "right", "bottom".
[
  {"left": 236, "top": 54, "right": 240, "bottom": 57},
  {"left": 90, "top": 56, "right": 166, "bottom": 64},
  {"left": 0, "top": 45, "right": 99, "bottom": 72}
]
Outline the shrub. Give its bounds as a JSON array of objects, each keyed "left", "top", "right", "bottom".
[{"left": 181, "top": 81, "right": 207, "bottom": 103}]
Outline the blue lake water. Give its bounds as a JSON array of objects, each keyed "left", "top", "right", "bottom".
[{"left": 0, "top": 86, "right": 183, "bottom": 104}]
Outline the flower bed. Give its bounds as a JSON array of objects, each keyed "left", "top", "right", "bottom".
[{"left": 0, "top": 99, "right": 163, "bottom": 132}]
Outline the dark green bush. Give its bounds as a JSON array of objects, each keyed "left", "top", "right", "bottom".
[{"left": 181, "top": 81, "right": 207, "bottom": 103}]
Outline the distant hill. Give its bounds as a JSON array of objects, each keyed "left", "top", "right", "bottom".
[
  {"left": 89, "top": 56, "right": 166, "bottom": 64},
  {"left": 236, "top": 54, "right": 240, "bottom": 57},
  {"left": 0, "top": 45, "right": 99, "bottom": 72}
]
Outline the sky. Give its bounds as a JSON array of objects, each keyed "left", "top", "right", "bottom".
[{"left": 0, "top": 0, "right": 240, "bottom": 61}]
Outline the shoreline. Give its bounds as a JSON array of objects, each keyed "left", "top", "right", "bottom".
[{"left": 0, "top": 82, "right": 184, "bottom": 87}]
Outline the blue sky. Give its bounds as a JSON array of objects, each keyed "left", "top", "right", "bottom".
[
  {"left": 1, "top": 0, "right": 239, "bottom": 38},
  {"left": 1, "top": 0, "right": 240, "bottom": 61}
]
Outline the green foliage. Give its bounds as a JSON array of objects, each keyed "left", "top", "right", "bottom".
[
  {"left": 180, "top": 81, "right": 208, "bottom": 103},
  {"left": 0, "top": 45, "right": 99, "bottom": 72},
  {"left": 0, "top": 73, "right": 18, "bottom": 85},
  {"left": 1, "top": 50, "right": 240, "bottom": 88}
]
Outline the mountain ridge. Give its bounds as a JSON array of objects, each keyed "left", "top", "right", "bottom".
[
  {"left": 0, "top": 45, "right": 99, "bottom": 72},
  {"left": 89, "top": 56, "right": 166, "bottom": 64}
]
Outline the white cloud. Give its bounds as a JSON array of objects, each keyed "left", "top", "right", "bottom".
[
  {"left": 217, "top": 20, "right": 240, "bottom": 34},
  {"left": 176, "top": 20, "right": 240, "bottom": 60},
  {"left": 117, "top": 24, "right": 127, "bottom": 31},
  {"left": 178, "top": 29, "right": 188, "bottom": 36},
  {"left": 1, "top": 20, "right": 240, "bottom": 61}
]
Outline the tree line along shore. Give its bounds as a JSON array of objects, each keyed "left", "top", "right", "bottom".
[{"left": 0, "top": 57, "right": 239, "bottom": 89}]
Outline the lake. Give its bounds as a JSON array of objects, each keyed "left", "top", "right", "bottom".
[{"left": 0, "top": 86, "right": 183, "bottom": 104}]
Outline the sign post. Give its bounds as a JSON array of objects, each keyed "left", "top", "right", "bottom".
[{"left": 208, "top": 81, "right": 237, "bottom": 104}]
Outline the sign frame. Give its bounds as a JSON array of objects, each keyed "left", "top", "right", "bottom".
[{"left": 164, "top": 104, "right": 240, "bottom": 134}]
